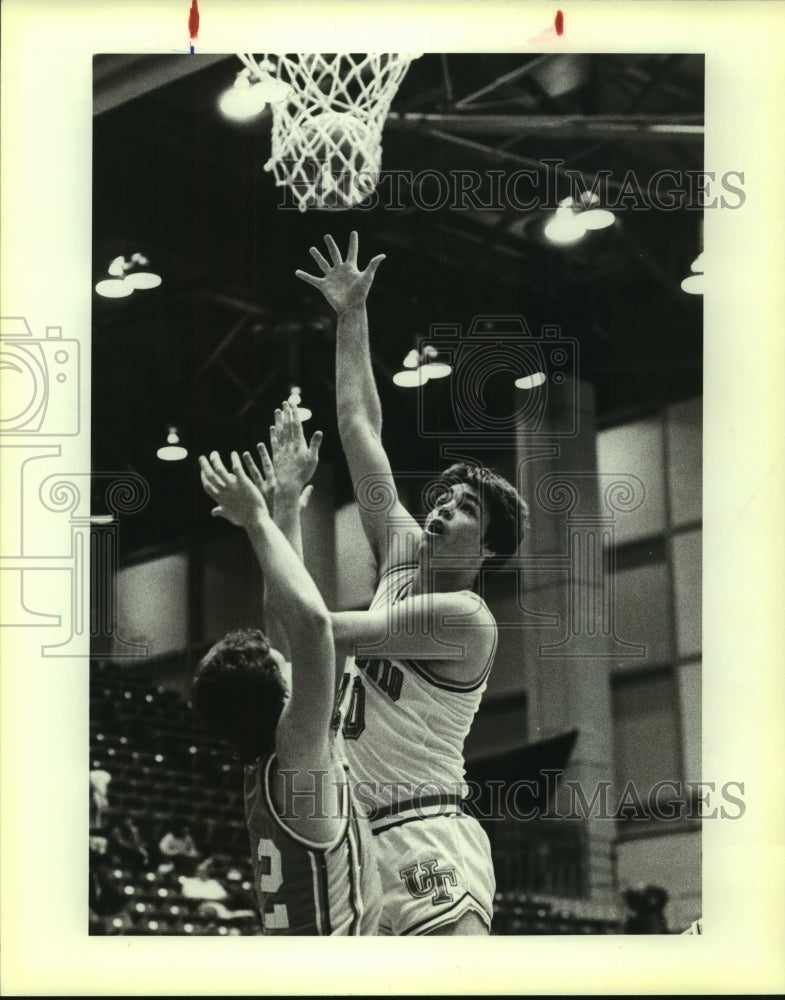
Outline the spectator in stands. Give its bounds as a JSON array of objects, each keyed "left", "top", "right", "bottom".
[
  {"left": 623, "top": 883, "right": 669, "bottom": 933},
  {"left": 90, "top": 767, "right": 112, "bottom": 837},
  {"left": 179, "top": 856, "right": 228, "bottom": 901},
  {"left": 158, "top": 820, "right": 201, "bottom": 875},
  {"left": 180, "top": 858, "right": 258, "bottom": 926},
  {"left": 108, "top": 816, "right": 150, "bottom": 875},
  {"left": 89, "top": 855, "right": 127, "bottom": 934}
]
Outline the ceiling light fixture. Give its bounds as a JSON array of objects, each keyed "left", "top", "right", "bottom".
[
  {"left": 543, "top": 197, "right": 586, "bottom": 244},
  {"left": 515, "top": 371, "right": 547, "bottom": 390},
  {"left": 681, "top": 250, "right": 704, "bottom": 295},
  {"left": 577, "top": 191, "right": 616, "bottom": 231},
  {"left": 288, "top": 386, "right": 311, "bottom": 422},
  {"left": 579, "top": 206, "right": 616, "bottom": 230},
  {"left": 95, "top": 277, "right": 134, "bottom": 298},
  {"left": 544, "top": 193, "right": 616, "bottom": 244},
  {"left": 393, "top": 345, "right": 451, "bottom": 387},
  {"left": 418, "top": 345, "right": 452, "bottom": 380},
  {"left": 219, "top": 63, "right": 291, "bottom": 122},
  {"left": 124, "top": 253, "right": 162, "bottom": 290},
  {"left": 392, "top": 368, "right": 430, "bottom": 388},
  {"left": 156, "top": 426, "right": 188, "bottom": 462},
  {"left": 95, "top": 253, "right": 161, "bottom": 298}
]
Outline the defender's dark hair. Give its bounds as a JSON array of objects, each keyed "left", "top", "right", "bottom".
[
  {"left": 189, "top": 628, "right": 287, "bottom": 764},
  {"left": 436, "top": 462, "right": 529, "bottom": 568}
]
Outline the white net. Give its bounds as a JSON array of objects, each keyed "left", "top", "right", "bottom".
[{"left": 241, "top": 53, "right": 419, "bottom": 211}]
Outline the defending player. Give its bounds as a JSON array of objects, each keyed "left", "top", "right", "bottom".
[
  {"left": 191, "top": 435, "right": 381, "bottom": 935},
  {"left": 296, "top": 232, "right": 529, "bottom": 936}
]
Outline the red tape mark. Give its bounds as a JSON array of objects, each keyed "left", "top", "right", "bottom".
[{"left": 189, "top": 0, "right": 200, "bottom": 40}]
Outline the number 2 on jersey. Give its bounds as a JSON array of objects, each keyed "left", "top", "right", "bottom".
[{"left": 257, "top": 837, "right": 289, "bottom": 930}]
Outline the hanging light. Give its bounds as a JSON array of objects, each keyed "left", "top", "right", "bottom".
[
  {"left": 124, "top": 253, "right": 162, "bottom": 290},
  {"left": 576, "top": 191, "right": 615, "bottom": 231},
  {"left": 157, "top": 426, "right": 187, "bottom": 462},
  {"left": 95, "top": 277, "right": 133, "bottom": 298},
  {"left": 544, "top": 193, "right": 615, "bottom": 244},
  {"left": 515, "top": 371, "right": 547, "bottom": 390},
  {"left": 393, "top": 367, "right": 429, "bottom": 387},
  {"left": 680, "top": 273, "right": 704, "bottom": 295},
  {"left": 419, "top": 345, "right": 452, "bottom": 380},
  {"left": 107, "top": 255, "right": 126, "bottom": 277},
  {"left": 394, "top": 347, "right": 427, "bottom": 387},
  {"left": 681, "top": 250, "right": 704, "bottom": 295},
  {"left": 288, "top": 386, "right": 311, "bottom": 422},
  {"left": 393, "top": 345, "right": 451, "bottom": 386},
  {"left": 95, "top": 252, "right": 161, "bottom": 298},
  {"left": 543, "top": 198, "right": 586, "bottom": 244},
  {"left": 579, "top": 206, "right": 615, "bottom": 230},
  {"left": 219, "top": 65, "right": 290, "bottom": 122}
]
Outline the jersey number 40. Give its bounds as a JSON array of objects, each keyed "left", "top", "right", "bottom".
[{"left": 331, "top": 673, "right": 366, "bottom": 739}]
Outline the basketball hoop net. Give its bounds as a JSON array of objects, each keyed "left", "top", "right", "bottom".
[{"left": 240, "top": 53, "right": 420, "bottom": 211}]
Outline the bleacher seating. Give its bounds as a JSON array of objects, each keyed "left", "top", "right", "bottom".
[
  {"left": 90, "top": 658, "right": 262, "bottom": 935},
  {"left": 492, "top": 891, "right": 621, "bottom": 935}
]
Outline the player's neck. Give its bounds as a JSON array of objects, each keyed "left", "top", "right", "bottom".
[{"left": 411, "top": 552, "right": 480, "bottom": 595}]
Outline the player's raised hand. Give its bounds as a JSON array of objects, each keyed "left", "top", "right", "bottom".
[
  {"left": 243, "top": 441, "right": 276, "bottom": 507},
  {"left": 294, "top": 231, "right": 385, "bottom": 315},
  {"left": 270, "top": 400, "right": 323, "bottom": 501},
  {"left": 199, "top": 450, "right": 269, "bottom": 528}
]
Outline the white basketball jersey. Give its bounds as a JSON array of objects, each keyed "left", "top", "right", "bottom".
[{"left": 333, "top": 563, "right": 497, "bottom": 828}]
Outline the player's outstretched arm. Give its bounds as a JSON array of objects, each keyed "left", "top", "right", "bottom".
[
  {"left": 330, "top": 590, "right": 496, "bottom": 682},
  {"left": 199, "top": 450, "right": 334, "bottom": 770},
  {"left": 296, "top": 231, "right": 420, "bottom": 576},
  {"left": 268, "top": 399, "right": 322, "bottom": 562},
  {"left": 237, "top": 403, "right": 321, "bottom": 659},
  {"left": 226, "top": 437, "right": 291, "bottom": 663}
]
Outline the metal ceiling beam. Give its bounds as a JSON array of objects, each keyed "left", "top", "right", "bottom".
[
  {"left": 198, "top": 315, "right": 248, "bottom": 377},
  {"left": 418, "top": 127, "right": 626, "bottom": 193},
  {"left": 236, "top": 367, "right": 282, "bottom": 420},
  {"left": 453, "top": 55, "right": 555, "bottom": 108},
  {"left": 386, "top": 113, "right": 703, "bottom": 141}
]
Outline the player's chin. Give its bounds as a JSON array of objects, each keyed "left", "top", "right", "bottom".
[{"left": 422, "top": 526, "right": 441, "bottom": 546}]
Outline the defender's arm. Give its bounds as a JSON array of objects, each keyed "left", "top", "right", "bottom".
[{"left": 199, "top": 451, "right": 334, "bottom": 772}]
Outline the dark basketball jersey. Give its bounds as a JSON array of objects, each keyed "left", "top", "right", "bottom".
[{"left": 244, "top": 754, "right": 381, "bottom": 935}]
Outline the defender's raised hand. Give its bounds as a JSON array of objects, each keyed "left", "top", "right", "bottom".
[
  {"left": 270, "top": 400, "right": 323, "bottom": 503},
  {"left": 295, "top": 231, "right": 385, "bottom": 315},
  {"left": 199, "top": 450, "right": 269, "bottom": 528},
  {"left": 246, "top": 440, "right": 276, "bottom": 508}
]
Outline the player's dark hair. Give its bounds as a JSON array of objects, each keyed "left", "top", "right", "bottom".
[
  {"left": 190, "top": 628, "right": 287, "bottom": 765},
  {"left": 437, "top": 462, "right": 529, "bottom": 569}
]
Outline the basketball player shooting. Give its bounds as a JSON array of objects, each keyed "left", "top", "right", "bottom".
[
  {"left": 191, "top": 417, "right": 381, "bottom": 935},
  {"left": 296, "top": 232, "right": 529, "bottom": 936}
]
